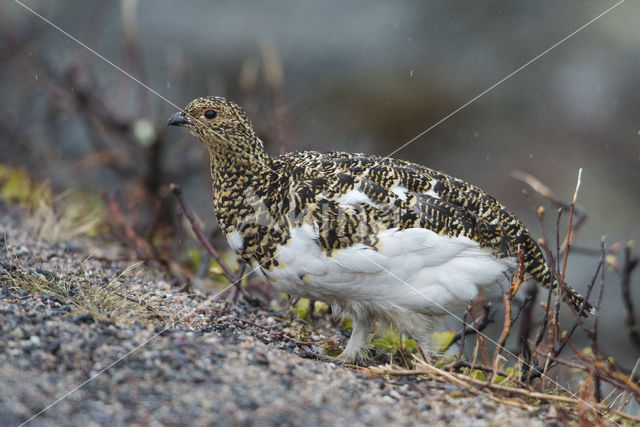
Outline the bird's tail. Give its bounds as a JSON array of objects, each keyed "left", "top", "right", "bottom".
[{"left": 521, "top": 232, "right": 594, "bottom": 317}]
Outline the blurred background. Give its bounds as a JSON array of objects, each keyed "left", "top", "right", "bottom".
[{"left": 1, "top": 1, "right": 639, "bottom": 368}]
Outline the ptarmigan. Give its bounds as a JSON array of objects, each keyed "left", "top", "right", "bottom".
[{"left": 168, "top": 96, "right": 592, "bottom": 362}]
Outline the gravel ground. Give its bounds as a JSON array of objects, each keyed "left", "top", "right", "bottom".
[{"left": 0, "top": 203, "right": 544, "bottom": 426}]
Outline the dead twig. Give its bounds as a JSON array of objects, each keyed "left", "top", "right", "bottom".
[
  {"left": 170, "top": 183, "right": 235, "bottom": 281},
  {"left": 549, "top": 170, "right": 581, "bottom": 352},
  {"left": 514, "top": 282, "right": 537, "bottom": 344},
  {"left": 546, "top": 245, "right": 604, "bottom": 359},
  {"left": 470, "top": 303, "right": 489, "bottom": 367},
  {"left": 567, "top": 340, "right": 640, "bottom": 402},
  {"left": 104, "top": 193, "right": 157, "bottom": 260},
  {"left": 172, "top": 183, "right": 254, "bottom": 301},
  {"left": 558, "top": 168, "right": 581, "bottom": 298},
  {"left": 620, "top": 241, "right": 640, "bottom": 351},
  {"left": 446, "top": 359, "right": 532, "bottom": 390},
  {"left": 492, "top": 245, "right": 526, "bottom": 380},
  {"left": 444, "top": 302, "right": 494, "bottom": 352},
  {"left": 411, "top": 359, "right": 537, "bottom": 411},
  {"left": 370, "top": 357, "right": 640, "bottom": 423},
  {"left": 591, "top": 239, "right": 607, "bottom": 401},
  {"left": 512, "top": 170, "right": 587, "bottom": 255}
]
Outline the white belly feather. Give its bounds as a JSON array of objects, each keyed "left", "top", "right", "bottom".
[{"left": 260, "top": 225, "right": 515, "bottom": 317}]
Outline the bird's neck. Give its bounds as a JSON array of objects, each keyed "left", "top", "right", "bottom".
[{"left": 208, "top": 138, "right": 276, "bottom": 234}]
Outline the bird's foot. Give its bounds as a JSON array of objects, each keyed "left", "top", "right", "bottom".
[{"left": 317, "top": 351, "right": 368, "bottom": 367}]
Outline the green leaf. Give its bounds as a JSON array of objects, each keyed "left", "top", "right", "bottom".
[
  {"left": 323, "top": 342, "right": 342, "bottom": 357},
  {"left": 291, "top": 298, "right": 310, "bottom": 320},
  {"left": 470, "top": 369, "right": 486, "bottom": 381},
  {"left": 371, "top": 327, "right": 417, "bottom": 354},
  {"left": 187, "top": 248, "right": 202, "bottom": 269},
  {"left": 1, "top": 168, "right": 33, "bottom": 205},
  {"left": 432, "top": 330, "right": 456, "bottom": 352},
  {"left": 341, "top": 317, "right": 353, "bottom": 330},
  {"left": 313, "top": 301, "right": 329, "bottom": 315}
]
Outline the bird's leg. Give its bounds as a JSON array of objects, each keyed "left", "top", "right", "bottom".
[
  {"left": 407, "top": 314, "right": 437, "bottom": 360},
  {"left": 226, "top": 285, "right": 239, "bottom": 302},
  {"left": 308, "top": 299, "right": 317, "bottom": 318},
  {"left": 226, "top": 262, "right": 247, "bottom": 302},
  {"left": 416, "top": 335, "right": 433, "bottom": 355},
  {"left": 287, "top": 296, "right": 300, "bottom": 310},
  {"left": 337, "top": 317, "right": 370, "bottom": 363}
]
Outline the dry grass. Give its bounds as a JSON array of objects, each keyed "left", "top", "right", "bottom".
[
  {"left": 28, "top": 191, "right": 105, "bottom": 242},
  {"left": 366, "top": 355, "right": 640, "bottom": 424},
  {"left": 0, "top": 165, "right": 105, "bottom": 242},
  {"left": 5, "top": 258, "right": 174, "bottom": 328}
]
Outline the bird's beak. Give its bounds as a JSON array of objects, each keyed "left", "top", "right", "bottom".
[{"left": 167, "top": 112, "right": 191, "bottom": 127}]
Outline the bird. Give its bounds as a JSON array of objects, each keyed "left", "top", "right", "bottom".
[{"left": 167, "top": 96, "right": 593, "bottom": 363}]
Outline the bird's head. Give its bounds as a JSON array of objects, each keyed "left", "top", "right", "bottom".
[{"left": 167, "top": 96, "right": 266, "bottom": 160}]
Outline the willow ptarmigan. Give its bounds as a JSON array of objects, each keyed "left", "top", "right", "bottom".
[{"left": 168, "top": 96, "right": 593, "bottom": 362}]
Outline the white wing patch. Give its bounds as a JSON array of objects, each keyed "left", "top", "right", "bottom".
[
  {"left": 337, "top": 189, "right": 379, "bottom": 209},
  {"left": 390, "top": 185, "right": 409, "bottom": 201},
  {"left": 299, "top": 222, "right": 320, "bottom": 239},
  {"left": 226, "top": 229, "right": 244, "bottom": 251},
  {"left": 424, "top": 189, "right": 441, "bottom": 199}
]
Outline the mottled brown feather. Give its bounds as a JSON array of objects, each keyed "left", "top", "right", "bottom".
[{"left": 170, "top": 96, "right": 592, "bottom": 316}]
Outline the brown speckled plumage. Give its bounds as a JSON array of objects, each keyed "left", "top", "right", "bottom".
[{"left": 168, "top": 96, "right": 592, "bottom": 360}]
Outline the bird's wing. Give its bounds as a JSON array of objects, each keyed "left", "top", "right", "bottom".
[{"left": 284, "top": 158, "right": 511, "bottom": 260}]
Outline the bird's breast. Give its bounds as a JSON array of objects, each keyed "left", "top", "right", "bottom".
[{"left": 248, "top": 224, "right": 515, "bottom": 316}]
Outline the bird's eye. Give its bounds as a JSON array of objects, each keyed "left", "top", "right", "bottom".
[{"left": 204, "top": 110, "right": 217, "bottom": 120}]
